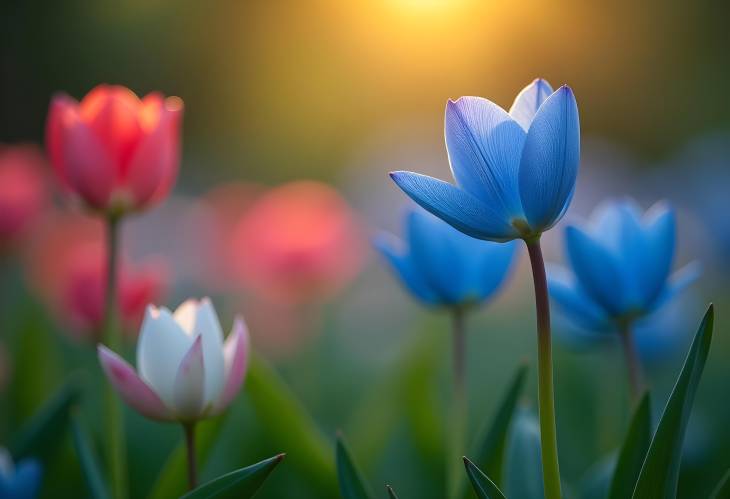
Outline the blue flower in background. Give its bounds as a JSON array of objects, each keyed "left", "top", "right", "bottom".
[
  {"left": 549, "top": 199, "right": 699, "bottom": 332},
  {"left": 390, "top": 79, "right": 580, "bottom": 242},
  {"left": 0, "top": 449, "right": 42, "bottom": 499},
  {"left": 374, "top": 209, "right": 516, "bottom": 309}
]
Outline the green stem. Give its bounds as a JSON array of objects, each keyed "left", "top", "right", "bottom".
[
  {"left": 618, "top": 322, "right": 643, "bottom": 403},
  {"left": 525, "top": 239, "right": 561, "bottom": 499},
  {"left": 447, "top": 308, "right": 467, "bottom": 499},
  {"left": 184, "top": 423, "right": 198, "bottom": 490},
  {"left": 102, "top": 215, "right": 128, "bottom": 499}
]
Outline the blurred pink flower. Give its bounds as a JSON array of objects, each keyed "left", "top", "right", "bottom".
[
  {"left": 0, "top": 145, "right": 47, "bottom": 245},
  {"left": 230, "top": 180, "right": 365, "bottom": 303},
  {"left": 24, "top": 211, "right": 167, "bottom": 341},
  {"left": 45, "top": 85, "right": 183, "bottom": 214}
]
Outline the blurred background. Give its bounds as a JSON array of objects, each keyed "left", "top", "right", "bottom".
[{"left": 1, "top": 0, "right": 729, "bottom": 498}]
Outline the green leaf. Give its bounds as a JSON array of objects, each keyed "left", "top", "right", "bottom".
[
  {"left": 70, "top": 410, "right": 110, "bottom": 499},
  {"left": 148, "top": 414, "right": 229, "bottom": 499},
  {"left": 577, "top": 454, "right": 616, "bottom": 499},
  {"left": 631, "top": 304, "right": 714, "bottom": 499},
  {"left": 336, "top": 433, "right": 374, "bottom": 499},
  {"left": 710, "top": 469, "right": 730, "bottom": 499},
  {"left": 463, "top": 457, "right": 506, "bottom": 499},
  {"left": 180, "top": 454, "right": 285, "bottom": 499},
  {"left": 471, "top": 363, "right": 528, "bottom": 488},
  {"left": 504, "top": 410, "right": 543, "bottom": 499},
  {"left": 246, "top": 354, "right": 336, "bottom": 496},
  {"left": 10, "top": 377, "right": 81, "bottom": 460},
  {"left": 608, "top": 393, "right": 651, "bottom": 499},
  {"left": 386, "top": 485, "right": 400, "bottom": 499}
]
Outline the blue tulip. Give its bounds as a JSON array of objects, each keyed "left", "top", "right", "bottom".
[
  {"left": 389, "top": 79, "right": 580, "bottom": 242},
  {"left": 374, "top": 209, "right": 516, "bottom": 309},
  {"left": 548, "top": 199, "right": 699, "bottom": 332},
  {"left": 0, "top": 450, "right": 42, "bottom": 499}
]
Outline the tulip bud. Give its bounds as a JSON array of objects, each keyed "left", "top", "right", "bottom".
[
  {"left": 98, "top": 298, "right": 248, "bottom": 422},
  {"left": 45, "top": 85, "right": 183, "bottom": 215}
]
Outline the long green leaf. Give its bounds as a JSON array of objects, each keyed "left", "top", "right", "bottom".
[
  {"left": 632, "top": 304, "right": 714, "bottom": 499},
  {"left": 463, "top": 457, "right": 506, "bottom": 499},
  {"left": 578, "top": 454, "right": 616, "bottom": 499},
  {"left": 10, "top": 377, "right": 81, "bottom": 460},
  {"left": 148, "top": 414, "right": 229, "bottom": 499},
  {"left": 504, "top": 410, "right": 543, "bottom": 499},
  {"left": 386, "top": 485, "right": 400, "bottom": 499},
  {"left": 246, "top": 354, "right": 336, "bottom": 495},
  {"left": 710, "top": 469, "right": 730, "bottom": 499},
  {"left": 180, "top": 454, "right": 285, "bottom": 499},
  {"left": 608, "top": 393, "right": 651, "bottom": 499},
  {"left": 70, "top": 410, "right": 110, "bottom": 499},
  {"left": 336, "top": 433, "right": 374, "bottom": 499},
  {"left": 471, "top": 363, "right": 528, "bottom": 487}
]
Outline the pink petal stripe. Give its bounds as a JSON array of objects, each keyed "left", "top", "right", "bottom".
[
  {"left": 215, "top": 316, "right": 249, "bottom": 413},
  {"left": 97, "top": 345, "right": 172, "bottom": 421}
]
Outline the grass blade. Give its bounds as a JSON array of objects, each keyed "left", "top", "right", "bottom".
[
  {"left": 463, "top": 457, "right": 506, "bottom": 499},
  {"left": 608, "top": 393, "right": 651, "bottom": 499},
  {"left": 70, "top": 410, "right": 110, "bottom": 499},
  {"left": 180, "top": 454, "right": 285, "bottom": 499},
  {"left": 336, "top": 433, "right": 374, "bottom": 499}
]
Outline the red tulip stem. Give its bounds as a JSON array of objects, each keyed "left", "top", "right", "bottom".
[
  {"left": 102, "top": 215, "right": 128, "bottom": 499},
  {"left": 447, "top": 308, "right": 467, "bottom": 499},
  {"left": 184, "top": 423, "right": 198, "bottom": 490},
  {"left": 619, "top": 322, "right": 643, "bottom": 403},
  {"left": 526, "top": 239, "right": 562, "bottom": 499}
]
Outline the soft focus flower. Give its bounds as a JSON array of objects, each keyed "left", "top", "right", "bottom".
[
  {"left": 230, "top": 181, "right": 364, "bottom": 303},
  {"left": 24, "top": 212, "right": 167, "bottom": 340},
  {"left": 45, "top": 85, "right": 183, "bottom": 214},
  {"left": 390, "top": 79, "right": 580, "bottom": 242},
  {"left": 0, "top": 145, "right": 47, "bottom": 245},
  {"left": 548, "top": 199, "right": 700, "bottom": 333},
  {"left": 374, "top": 209, "right": 516, "bottom": 308},
  {"left": 98, "top": 298, "right": 248, "bottom": 422},
  {"left": 0, "top": 449, "right": 42, "bottom": 499}
]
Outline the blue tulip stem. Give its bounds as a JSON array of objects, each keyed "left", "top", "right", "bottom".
[
  {"left": 183, "top": 422, "right": 198, "bottom": 490},
  {"left": 525, "top": 239, "right": 562, "bottom": 499},
  {"left": 102, "top": 215, "right": 128, "bottom": 499},
  {"left": 618, "top": 322, "right": 643, "bottom": 402},
  {"left": 447, "top": 308, "right": 467, "bottom": 499}
]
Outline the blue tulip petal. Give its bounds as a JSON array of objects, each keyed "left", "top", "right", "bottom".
[
  {"left": 474, "top": 239, "right": 517, "bottom": 302},
  {"left": 518, "top": 86, "right": 580, "bottom": 232},
  {"left": 637, "top": 202, "right": 676, "bottom": 308},
  {"left": 2, "top": 459, "right": 42, "bottom": 499},
  {"left": 373, "top": 233, "right": 440, "bottom": 305},
  {"left": 548, "top": 265, "right": 612, "bottom": 332},
  {"left": 445, "top": 97, "right": 526, "bottom": 220},
  {"left": 565, "top": 225, "right": 626, "bottom": 315},
  {"left": 509, "top": 78, "right": 554, "bottom": 131},
  {"left": 650, "top": 261, "right": 701, "bottom": 311},
  {"left": 389, "top": 171, "right": 519, "bottom": 241}
]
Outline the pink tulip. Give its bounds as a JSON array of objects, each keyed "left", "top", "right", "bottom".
[
  {"left": 23, "top": 211, "right": 167, "bottom": 340},
  {"left": 98, "top": 298, "right": 248, "bottom": 422},
  {"left": 230, "top": 181, "right": 365, "bottom": 303},
  {"left": 0, "top": 145, "right": 47, "bottom": 244},
  {"left": 45, "top": 85, "right": 183, "bottom": 214}
]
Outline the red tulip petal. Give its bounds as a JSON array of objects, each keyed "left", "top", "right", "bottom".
[
  {"left": 45, "top": 94, "right": 78, "bottom": 188},
  {"left": 98, "top": 345, "right": 172, "bottom": 421},
  {"left": 61, "top": 116, "right": 116, "bottom": 209}
]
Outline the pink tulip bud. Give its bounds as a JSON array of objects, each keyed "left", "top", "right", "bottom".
[
  {"left": 98, "top": 298, "right": 249, "bottom": 422},
  {"left": 0, "top": 145, "right": 47, "bottom": 245},
  {"left": 45, "top": 85, "right": 183, "bottom": 215}
]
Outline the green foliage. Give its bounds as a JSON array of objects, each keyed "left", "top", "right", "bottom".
[
  {"left": 709, "top": 469, "right": 730, "bottom": 499},
  {"left": 180, "top": 454, "right": 285, "bottom": 499},
  {"left": 632, "top": 304, "right": 714, "bottom": 499},
  {"left": 504, "top": 410, "right": 543, "bottom": 499},
  {"left": 607, "top": 393, "right": 651, "bottom": 499},
  {"left": 470, "top": 363, "right": 528, "bottom": 489},
  {"left": 462, "top": 457, "right": 506, "bottom": 499},
  {"left": 336, "top": 433, "right": 374, "bottom": 499},
  {"left": 386, "top": 484, "right": 400, "bottom": 498},
  {"left": 70, "top": 410, "right": 110, "bottom": 499},
  {"left": 10, "top": 377, "right": 81, "bottom": 461}
]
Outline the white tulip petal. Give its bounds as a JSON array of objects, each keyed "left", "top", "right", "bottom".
[
  {"left": 172, "top": 335, "right": 206, "bottom": 419},
  {"left": 137, "top": 305, "right": 194, "bottom": 407},
  {"left": 173, "top": 298, "right": 225, "bottom": 405}
]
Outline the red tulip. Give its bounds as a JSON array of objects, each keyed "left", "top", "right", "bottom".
[
  {"left": 24, "top": 212, "right": 167, "bottom": 341},
  {"left": 0, "top": 145, "right": 47, "bottom": 244},
  {"left": 45, "top": 85, "right": 183, "bottom": 214},
  {"left": 230, "top": 181, "right": 365, "bottom": 303}
]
